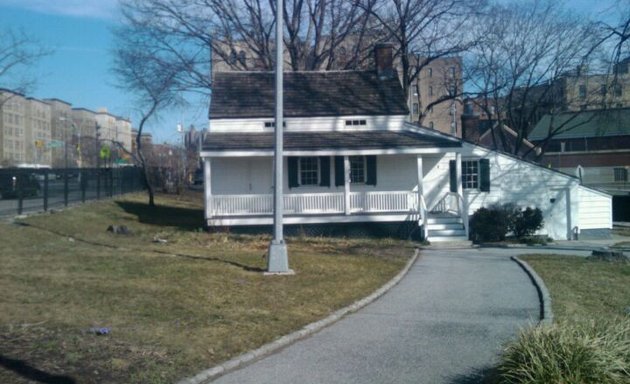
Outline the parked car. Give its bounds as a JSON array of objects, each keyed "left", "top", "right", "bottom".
[{"left": 0, "top": 173, "right": 41, "bottom": 199}]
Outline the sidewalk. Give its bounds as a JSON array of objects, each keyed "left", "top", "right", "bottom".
[{"left": 209, "top": 248, "right": 541, "bottom": 384}]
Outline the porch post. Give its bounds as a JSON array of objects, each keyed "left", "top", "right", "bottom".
[
  {"left": 344, "top": 156, "right": 351, "bottom": 215},
  {"left": 455, "top": 151, "right": 469, "bottom": 237},
  {"left": 416, "top": 155, "right": 424, "bottom": 209},
  {"left": 455, "top": 152, "right": 463, "bottom": 197},
  {"left": 204, "top": 158, "right": 212, "bottom": 219},
  {"left": 417, "top": 155, "right": 428, "bottom": 239}
]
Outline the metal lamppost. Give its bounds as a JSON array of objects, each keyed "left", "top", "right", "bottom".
[{"left": 267, "top": 0, "right": 291, "bottom": 274}]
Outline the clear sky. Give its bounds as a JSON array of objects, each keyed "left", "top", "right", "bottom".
[
  {"left": 0, "top": 0, "right": 208, "bottom": 144},
  {"left": 0, "top": 0, "right": 622, "bottom": 144}
]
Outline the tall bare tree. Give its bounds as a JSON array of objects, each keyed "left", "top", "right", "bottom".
[
  {"left": 0, "top": 27, "right": 50, "bottom": 105},
  {"left": 467, "top": 0, "right": 602, "bottom": 157},
  {"left": 355, "top": 0, "right": 485, "bottom": 109},
  {"left": 112, "top": 21, "right": 184, "bottom": 207}
]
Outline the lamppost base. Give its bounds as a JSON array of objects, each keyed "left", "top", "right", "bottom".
[{"left": 266, "top": 239, "right": 292, "bottom": 274}]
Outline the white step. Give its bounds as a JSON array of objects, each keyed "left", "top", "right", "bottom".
[
  {"left": 429, "top": 229, "right": 466, "bottom": 237},
  {"left": 428, "top": 235, "right": 470, "bottom": 243},
  {"left": 427, "top": 223, "right": 463, "bottom": 231},
  {"left": 426, "top": 217, "right": 463, "bottom": 225}
]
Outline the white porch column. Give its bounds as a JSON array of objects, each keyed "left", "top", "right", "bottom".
[
  {"left": 417, "top": 155, "right": 428, "bottom": 240},
  {"left": 455, "top": 152, "right": 463, "bottom": 198},
  {"left": 416, "top": 155, "right": 424, "bottom": 210},
  {"left": 344, "top": 156, "right": 351, "bottom": 215},
  {"left": 204, "top": 158, "right": 212, "bottom": 219}
]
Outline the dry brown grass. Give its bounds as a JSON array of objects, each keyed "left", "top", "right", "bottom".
[{"left": 0, "top": 192, "right": 413, "bottom": 383}]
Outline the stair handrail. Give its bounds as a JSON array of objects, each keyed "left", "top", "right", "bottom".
[
  {"left": 428, "top": 191, "right": 458, "bottom": 214},
  {"left": 455, "top": 193, "right": 469, "bottom": 238},
  {"left": 420, "top": 195, "right": 429, "bottom": 240}
]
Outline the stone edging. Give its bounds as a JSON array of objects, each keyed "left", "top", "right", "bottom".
[
  {"left": 177, "top": 248, "right": 420, "bottom": 384},
  {"left": 510, "top": 256, "right": 554, "bottom": 326}
]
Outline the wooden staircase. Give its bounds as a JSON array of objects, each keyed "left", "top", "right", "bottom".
[{"left": 426, "top": 213, "right": 471, "bottom": 245}]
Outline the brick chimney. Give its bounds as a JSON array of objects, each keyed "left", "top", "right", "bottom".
[{"left": 374, "top": 43, "right": 394, "bottom": 79}]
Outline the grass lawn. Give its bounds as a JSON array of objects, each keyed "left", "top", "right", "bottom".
[
  {"left": 0, "top": 192, "right": 413, "bottom": 384},
  {"left": 520, "top": 254, "right": 630, "bottom": 321}
]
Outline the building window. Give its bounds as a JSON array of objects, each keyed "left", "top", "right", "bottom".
[
  {"left": 600, "top": 84, "right": 607, "bottom": 96},
  {"left": 450, "top": 67, "right": 456, "bottom": 77},
  {"left": 349, "top": 156, "right": 366, "bottom": 183},
  {"left": 579, "top": 84, "right": 587, "bottom": 99},
  {"left": 614, "top": 84, "right": 623, "bottom": 97},
  {"left": 429, "top": 86, "right": 433, "bottom": 97},
  {"left": 299, "top": 157, "right": 320, "bottom": 186},
  {"left": 345, "top": 119, "right": 367, "bottom": 126},
  {"left": 429, "top": 121, "right": 434, "bottom": 129},
  {"left": 428, "top": 68, "right": 432, "bottom": 77},
  {"left": 413, "top": 103, "right": 419, "bottom": 115},
  {"left": 264, "top": 121, "right": 286, "bottom": 128},
  {"left": 462, "top": 160, "right": 479, "bottom": 189},
  {"left": 614, "top": 168, "right": 628, "bottom": 182}
]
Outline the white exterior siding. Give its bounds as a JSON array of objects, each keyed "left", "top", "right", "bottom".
[
  {"left": 578, "top": 186, "right": 613, "bottom": 230},
  {"left": 212, "top": 157, "right": 273, "bottom": 194},
  {"left": 209, "top": 115, "right": 407, "bottom": 133},
  {"left": 460, "top": 143, "right": 580, "bottom": 240}
]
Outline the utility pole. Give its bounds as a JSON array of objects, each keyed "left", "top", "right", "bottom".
[{"left": 267, "top": 0, "right": 291, "bottom": 274}]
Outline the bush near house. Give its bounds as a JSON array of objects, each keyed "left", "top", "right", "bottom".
[{"left": 469, "top": 204, "right": 544, "bottom": 243}]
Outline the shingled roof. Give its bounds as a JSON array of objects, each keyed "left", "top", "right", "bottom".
[
  {"left": 210, "top": 70, "right": 409, "bottom": 119},
  {"left": 202, "top": 130, "right": 460, "bottom": 152}
]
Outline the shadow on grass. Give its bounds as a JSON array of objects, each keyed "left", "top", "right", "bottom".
[
  {"left": 115, "top": 201, "right": 204, "bottom": 230},
  {"left": 0, "top": 354, "right": 76, "bottom": 384},
  {"left": 447, "top": 366, "right": 500, "bottom": 384}
]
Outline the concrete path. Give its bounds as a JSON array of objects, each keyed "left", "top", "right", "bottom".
[{"left": 211, "top": 247, "right": 559, "bottom": 384}]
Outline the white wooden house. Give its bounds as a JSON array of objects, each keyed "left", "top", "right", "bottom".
[{"left": 201, "top": 45, "right": 612, "bottom": 242}]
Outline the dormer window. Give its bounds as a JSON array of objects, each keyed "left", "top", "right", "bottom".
[
  {"left": 345, "top": 119, "right": 367, "bottom": 126},
  {"left": 264, "top": 121, "right": 286, "bottom": 128}
]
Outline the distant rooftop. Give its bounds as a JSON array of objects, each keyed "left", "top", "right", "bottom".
[{"left": 529, "top": 108, "right": 630, "bottom": 140}]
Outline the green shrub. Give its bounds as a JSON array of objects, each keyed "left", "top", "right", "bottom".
[
  {"left": 511, "top": 207, "right": 544, "bottom": 238},
  {"left": 469, "top": 205, "right": 511, "bottom": 242},
  {"left": 469, "top": 204, "right": 544, "bottom": 243},
  {"left": 499, "top": 319, "right": 630, "bottom": 384}
]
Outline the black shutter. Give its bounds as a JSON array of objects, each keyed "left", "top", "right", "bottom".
[
  {"left": 366, "top": 156, "right": 377, "bottom": 185},
  {"left": 334, "top": 156, "right": 344, "bottom": 186},
  {"left": 479, "top": 158, "right": 490, "bottom": 192},
  {"left": 288, "top": 157, "right": 299, "bottom": 188},
  {"left": 319, "top": 156, "right": 330, "bottom": 187},
  {"left": 449, "top": 160, "right": 457, "bottom": 192}
]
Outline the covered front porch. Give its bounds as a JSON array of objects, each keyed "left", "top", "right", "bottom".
[{"left": 200, "top": 128, "right": 469, "bottom": 240}]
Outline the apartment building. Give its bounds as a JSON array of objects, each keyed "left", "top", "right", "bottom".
[
  {"left": 406, "top": 56, "right": 463, "bottom": 137},
  {"left": 0, "top": 90, "right": 52, "bottom": 167},
  {"left": 0, "top": 88, "right": 134, "bottom": 168}
]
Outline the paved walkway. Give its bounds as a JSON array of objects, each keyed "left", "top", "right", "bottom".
[{"left": 211, "top": 247, "right": 564, "bottom": 384}]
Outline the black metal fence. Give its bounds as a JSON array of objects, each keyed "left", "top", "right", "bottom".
[{"left": 0, "top": 167, "right": 145, "bottom": 217}]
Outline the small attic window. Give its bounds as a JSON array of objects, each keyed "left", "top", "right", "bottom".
[
  {"left": 264, "top": 121, "right": 286, "bottom": 128},
  {"left": 345, "top": 119, "right": 367, "bottom": 126}
]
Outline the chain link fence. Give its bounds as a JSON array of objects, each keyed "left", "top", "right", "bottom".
[{"left": 0, "top": 167, "right": 145, "bottom": 218}]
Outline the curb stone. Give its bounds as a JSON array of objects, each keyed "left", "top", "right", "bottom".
[
  {"left": 176, "top": 248, "right": 420, "bottom": 384},
  {"left": 511, "top": 256, "right": 554, "bottom": 326}
]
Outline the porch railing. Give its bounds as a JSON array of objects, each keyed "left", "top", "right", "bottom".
[{"left": 210, "top": 191, "right": 417, "bottom": 217}]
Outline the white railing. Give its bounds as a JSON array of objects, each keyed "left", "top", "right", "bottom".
[
  {"left": 284, "top": 193, "right": 344, "bottom": 213},
  {"left": 210, "top": 191, "right": 417, "bottom": 217},
  {"left": 350, "top": 191, "right": 417, "bottom": 213}
]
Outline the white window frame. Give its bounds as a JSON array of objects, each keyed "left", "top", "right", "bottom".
[
  {"left": 349, "top": 156, "right": 367, "bottom": 184},
  {"left": 462, "top": 160, "right": 479, "bottom": 190},
  {"left": 613, "top": 167, "right": 628, "bottom": 182},
  {"left": 298, "top": 157, "right": 320, "bottom": 186}
]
